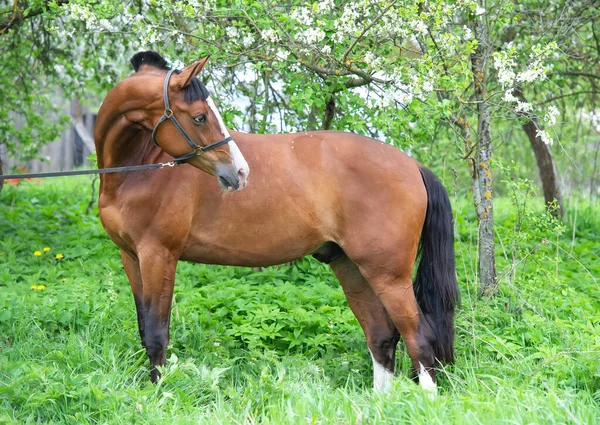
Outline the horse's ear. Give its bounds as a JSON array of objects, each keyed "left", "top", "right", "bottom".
[{"left": 173, "top": 56, "right": 209, "bottom": 89}]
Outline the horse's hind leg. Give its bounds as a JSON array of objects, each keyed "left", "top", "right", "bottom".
[
  {"left": 357, "top": 258, "right": 438, "bottom": 393},
  {"left": 330, "top": 255, "right": 400, "bottom": 392}
]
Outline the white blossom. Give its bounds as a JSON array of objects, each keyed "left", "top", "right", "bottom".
[
  {"left": 276, "top": 49, "right": 290, "bottom": 61},
  {"left": 414, "top": 20, "right": 428, "bottom": 35},
  {"left": 242, "top": 34, "right": 255, "bottom": 48},
  {"left": 364, "top": 80, "right": 413, "bottom": 109},
  {"left": 463, "top": 25, "right": 472, "bottom": 40},
  {"left": 332, "top": 3, "right": 361, "bottom": 42},
  {"left": 583, "top": 110, "right": 600, "bottom": 132},
  {"left": 145, "top": 29, "right": 161, "bottom": 44},
  {"left": 475, "top": 6, "right": 486, "bottom": 15},
  {"left": 165, "top": 57, "right": 185, "bottom": 70},
  {"left": 503, "top": 90, "right": 517, "bottom": 102},
  {"left": 295, "top": 28, "right": 326, "bottom": 45},
  {"left": 515, "top": 101, "right": 533, "bottom": 113},
  {"left": 316, "top": 0, "right": 335, "bottom": 12},
  {"left": 545, "top": 106, "right": 559, "bottom": 125},
  {"left": 260, "top": 28, "right": 279, "bottom": 43},
  {"left": 364, "top": 51, "right": 380, "bottom": 68},
  {"left": 536, "top": 129, "right": 553, "bottom": 145},
  {"left": 393, "top": 84, "right": 414, "bottom": 106},
  {"left": 291, "top": 7, "right": 313, "bottom": 26},
  {"left": 422, "top": 80, "right": 434, "bottom": 92},
  {"left": 226, "top": 26, "right": 239, "bottom": 38},
  {"left": 438, "top": 33, "right": 458, "bottom": 54},
  {"left": 516, "top": 59, "right": 547, "bottom": 83},
  {"left": 493, "top": 52, "right": 517, "bottom": 87}
]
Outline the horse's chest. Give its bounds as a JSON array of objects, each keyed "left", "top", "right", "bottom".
[
  {"left": 98, "top": 204, "right": 129, "bottom": 247},
  {"left": 98, "top": 196, "right": 150, "bottom": 252}
]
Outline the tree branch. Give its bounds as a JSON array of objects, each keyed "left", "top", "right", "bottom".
[
  {"left": 557, "top": 71, "right": 600, "bottom": 80},
  {"left": 0, "top": 0, "right": 70, "bottom": 35},
  {"left": 341, "top": 0, "right": 399, "bottom": 64}
]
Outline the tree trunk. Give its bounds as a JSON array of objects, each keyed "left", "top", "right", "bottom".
[
  {"left": 322, "top": 96, "right": 336, "bottom": 130},
  {"left": 471, "top": 8, "right": 497, "bottom": 296},
  {"left": 515, "top": 89, "right": 564, "bottom": 217}
]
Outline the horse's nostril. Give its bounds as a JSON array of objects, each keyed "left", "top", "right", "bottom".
[
  {"left": 237, "top": 168, "right": 249, "bottom": 190},
  {"left": 217, "top": 173, "right": 239, "bottom": 191}
]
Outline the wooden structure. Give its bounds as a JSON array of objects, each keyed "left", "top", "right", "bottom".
[{"left": 1, "top": 99, "right": 96, "bottom": 173}]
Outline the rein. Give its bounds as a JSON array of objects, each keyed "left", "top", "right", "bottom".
[{"left": 1, "top": 69, "right": 232, "bottom": 182}]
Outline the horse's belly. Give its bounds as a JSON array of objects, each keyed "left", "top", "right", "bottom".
[{"left": 180, "top": 224, "right": 325, "bottom": 267}]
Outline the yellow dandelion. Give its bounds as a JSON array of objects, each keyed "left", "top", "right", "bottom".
[
  {"left": 34, "top": 250, "right": 42, "bottom": 256},
  {"left": 37, "top": 285, "right": 46, "bottom": 290},
  {"left": 55, "top": 253, "right": 64, "bottom": 259},
  {"left": 43, "top": 247, "right": 51, "bottom": 252},
  {"left": 31, "top": 285, "right": 37, "bottom": 290}
]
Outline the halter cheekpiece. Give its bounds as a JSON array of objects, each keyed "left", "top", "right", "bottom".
[{"left": 151, "top": 69, "right": 232, "bottom": 164}]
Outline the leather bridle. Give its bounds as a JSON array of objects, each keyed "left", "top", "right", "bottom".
[{"left": 151, "top": 69, "right": 232, "bottom": 164}]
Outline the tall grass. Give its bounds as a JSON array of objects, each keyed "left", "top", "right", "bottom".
[{"left": 0, "top": 177, "right": 598, "bottom": 424}]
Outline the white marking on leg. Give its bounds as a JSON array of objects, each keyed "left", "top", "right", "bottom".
[
  {"left": 418, "top": 362, "right": 437, "bottom": 397},
  {"left": 369, "top": 349, "right": 394, "bottom": 392}
]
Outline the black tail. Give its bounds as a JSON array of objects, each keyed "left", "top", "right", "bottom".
[{"left": 414, "top": 166, "right": 460, "bottom": 364}]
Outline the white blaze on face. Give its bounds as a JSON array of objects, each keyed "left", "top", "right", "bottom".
[
  {"left": 370, "top": 350, "right": 394, "bottom": 392},
  {"left": 206, "top": 96, "right": 250, "bottom": 188}
]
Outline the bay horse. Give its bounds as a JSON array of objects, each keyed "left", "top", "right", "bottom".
[{"left": 94, "top": 51, "right": 459, "bottom": 393}]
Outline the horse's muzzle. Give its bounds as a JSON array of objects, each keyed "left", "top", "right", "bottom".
[{"left": 216, "top": 165, "right": 247, "bottom": 192}]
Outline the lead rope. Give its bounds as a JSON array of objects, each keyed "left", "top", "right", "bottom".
[{"left": 0, "top": 161, "right": 176, "bottom": 181}]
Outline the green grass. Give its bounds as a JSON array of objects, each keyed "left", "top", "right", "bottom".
[{"left": 0, "top": 177, "right": 598, "bottom": 424}]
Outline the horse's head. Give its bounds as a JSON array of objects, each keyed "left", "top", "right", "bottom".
[{"left": 137, "top": 53, "right": 249, "bottom": 191}]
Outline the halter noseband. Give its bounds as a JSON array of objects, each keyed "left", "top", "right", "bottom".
[{"left": 151, "top": 69, "right": 232, "bottom": 164}]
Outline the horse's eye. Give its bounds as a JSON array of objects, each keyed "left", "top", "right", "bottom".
[{"left": 193, "top": 114, "right": 207, "bottom": 125}]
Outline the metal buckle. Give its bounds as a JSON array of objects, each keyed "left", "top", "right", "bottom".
[{"left": 164, "top": 109, "right": 173, "bottom": 118}]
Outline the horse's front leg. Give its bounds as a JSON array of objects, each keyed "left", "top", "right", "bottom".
[
  {"left": 121, "top": 250, "right": 146, "bottom": 347},
  {"left": 135, "top": 245, "right": 178, "bottom": 382}
]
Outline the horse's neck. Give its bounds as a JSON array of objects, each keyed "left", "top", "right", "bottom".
[
  {"left": 99, "top": 120, "right": 156, "bottom": 169},
  {"left": 95, "top": 84, "right": 159, "bottom": 170}
]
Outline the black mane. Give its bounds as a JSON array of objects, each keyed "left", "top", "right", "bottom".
[
  {"left": 130, "top": 51, "right": 169, "bottom": 72},
  {"left": 129, "top": 51, "right": 210, "bottom": 104}
]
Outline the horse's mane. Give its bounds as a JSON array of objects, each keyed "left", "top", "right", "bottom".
[
  {"left": 129, "top": 51, "right": 210, "bottom": 104},
  {"left": 130, "top": 51, "right": 169, "bottom": 72}
]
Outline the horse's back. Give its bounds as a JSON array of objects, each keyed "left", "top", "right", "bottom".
[{"left": 234, "top": 129, "right": 424, "bottom": 195}]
